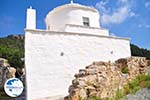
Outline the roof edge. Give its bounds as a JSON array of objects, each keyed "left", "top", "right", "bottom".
[
  {"left": 46, "top": 3, "right": 98, "bottom": 17},
  {"left": 25, "top": 29, "right": 131, "bottom": 41}
]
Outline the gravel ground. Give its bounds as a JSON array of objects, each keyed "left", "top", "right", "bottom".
[{"left": 122, "top": 88, "right": 150, "bottom": 100}]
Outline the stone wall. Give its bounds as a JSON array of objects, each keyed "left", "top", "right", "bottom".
[{"left": 65, "top": 57, "right": 150, "bottom": 100}]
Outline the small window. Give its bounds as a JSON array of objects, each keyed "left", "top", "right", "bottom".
[
  {"left": 60, "top": 52, "right": 64, "bottom": 56},
  {"left": 48, "top": 25, "right": 50, "bottom": 30},
  {"left": 83, "top": 17, "right": 90, "bottom": 27}
]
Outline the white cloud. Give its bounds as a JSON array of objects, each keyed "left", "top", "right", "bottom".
[
  {"left": 130, "top": 12, "right": 136, "bottom": 17},
  {"left": 145, "top": 2, "right": 150, "bottom": 9},
  {"left": 118, "top": 0, "right": 129, "bottom": 5},
  {"left": 101, "top": 7, "right": 131, "bottom": 25},
  {"left": 95, "top": 0, "right": 136, "bottom": 25},
  {"left": 146, "top": 25, "right": 150, "bottom": 28},
  {"left": 110, "top": 33, "right": 116, "bottom": 37},
  {"left": 95, "top": 0, "right": 110, "bottom": 14},
  {"left": 138, "top": 24, "right": 150, "bottom": 28},
  {"left": 138, "top": 24, "right": 142, "bottom": 28}
]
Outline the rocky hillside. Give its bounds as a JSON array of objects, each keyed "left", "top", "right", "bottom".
[
  {"left": 0, "top": 35, "right": 24, "bottom": 68},
  {"left": 131, "top": 44, "right": 150, "bottom": 59},
  {"left": 65, "top": 57, "right": 150, "bottom": 100}
]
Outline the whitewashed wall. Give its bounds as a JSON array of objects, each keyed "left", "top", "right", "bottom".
[
  {"left": 25, "top": 29, "right": 131, "bottom": 100},
  {"left": 65, "top": 24, "right": 109, "bottom": 36}
]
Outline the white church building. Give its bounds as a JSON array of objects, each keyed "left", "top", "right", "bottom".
[{"left": 25, "top": 1, "right": 131, "bottom": 100}]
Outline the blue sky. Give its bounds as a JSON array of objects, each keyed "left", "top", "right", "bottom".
[{"left": 0, "top": 0, "right": 150, "bottom": 49}]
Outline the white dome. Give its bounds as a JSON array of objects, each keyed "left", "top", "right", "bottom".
[{"left": 45, "top": 3, "right": 101, "bottom": 32}]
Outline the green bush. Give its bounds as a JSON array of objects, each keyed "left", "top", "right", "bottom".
[
  {"left": 123, "top": 84, "right": 130, "bottom": 95},
  {"left": 117, "top": 74, "right": 150, "bottom": 100},
  {"left": 78, "top": 95, "right": 84, "bottom": 100},
  {"left": 0, "top": 35, "right": 24, "bottom": 68},
  {"left": 129, "top": 78, "right": 139, "bottom": 89},
  {"left": 121, "top": 67, "right": 129, "bottom": 74},
  {"left": 105, "top": 97, "right": 111, "bottom": 100},
  {"left": 115, "top": 89, "right": 123, "bottom": 100},
  {"left": 140, "top": 74, "right": 150, "bottom": 81},
  {"left": 140, "top": 81, "right": 150, "bottom": 88},
  {"left": 90, "top": 96, "right": 101, "bottom": 100}
]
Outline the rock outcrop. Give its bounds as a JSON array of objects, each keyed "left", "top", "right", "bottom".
[
  {"left": 0, "top": 58, "right": 16, "bottom": 90},
  {"left": 65, "top": 57, "right": 150, "bottom": 100}
]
